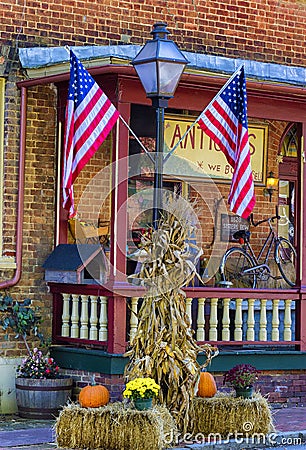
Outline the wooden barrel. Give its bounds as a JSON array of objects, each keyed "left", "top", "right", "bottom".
[{"left": 15, "top": 377, "right": 73, "bottom": 419}]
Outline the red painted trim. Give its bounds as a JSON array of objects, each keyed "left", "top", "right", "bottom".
[
  {"left": 107, "top": 295, "right": 126, "bottom": 354},
  {"left": 296, "top": 294, "right": 306, "bottom": 351},
  {"left": 109, "top": 102, "right": 130, "bottom": 281},
  {"left": 203, "top": 341, "right": 300, "bottom": 346},
  {"left": 53, "top": 335, "right": 107, "bottom": 347},
  {"left": 16, "top": 65, "right": 306, "bottom": 102},
  {"left": 52, "top": 291, "right": 63, "bottom": 340}
]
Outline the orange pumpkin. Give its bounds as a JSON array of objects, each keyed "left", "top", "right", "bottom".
[
  {"left": 79, "top": 381, "right": 110, "bottom": 408},
  {"left": 197, "top": 371, "right": 217, "bottom": 398}
]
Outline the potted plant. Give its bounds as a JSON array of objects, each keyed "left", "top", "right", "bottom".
[
  {"left": 0, "top": 294, "right": 73, "bottom": 418},
  {"left": 123, "top": 377, "right": 160, "bottom": 410},
  {"left": 223, "top": 364, "right": 259, "bottom": 398}
]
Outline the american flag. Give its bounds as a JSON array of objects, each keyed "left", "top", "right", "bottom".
[
  {"left": 63, "top": 50, "right": 119, "bottom": 217},
  {"left": 198, "top": 66, "right": 255, "bottom": 219}
]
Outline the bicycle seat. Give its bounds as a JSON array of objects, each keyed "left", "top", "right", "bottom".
[{"left": 233, "top": 230, "right": 250, "bottom": 242}]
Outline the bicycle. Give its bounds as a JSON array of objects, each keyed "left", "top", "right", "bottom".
[{"left": 219, "top": 208, "right": 297, "bottom": 288}]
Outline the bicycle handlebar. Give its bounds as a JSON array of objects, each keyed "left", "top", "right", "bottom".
[{"left": 249, "top": 206, "right": 280, "bottom": 227}]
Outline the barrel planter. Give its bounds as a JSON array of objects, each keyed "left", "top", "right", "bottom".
[{"left": 15, "top": 377, "right": 73, "bottom": 419}]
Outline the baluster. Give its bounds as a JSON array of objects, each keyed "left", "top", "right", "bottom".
[
  {"left": 80, "top": 295, "right": 89, "bottom": 339},
  {"left": 247, "top": 298, "right": 255, "bottom": 341},
  {"left": 259, "top": 299, "right": 267, "bottom": 341},
  {"left": 272, "top": 298, "right": 279, "bottom": 341},
  {"left": 272, "top": 299, "right": 280, "bottom": 341},
  {"left": 99, "top": 296, "right": 108, "bottom": 341},
  {"left": 129, "top": 297, "right": 139, "bottom": 342},
  {"left": 89, "top": 296, "right": 98, "bottom": 340},
  {"left": 185, "top": 297, "right": 192, "bottom": 328},
  {"left": 71, "top": 294, "right": 80, "bottom": 338},
  {"left": 196, "top": 297, "right": 205, "bottom": 341},
  {"left": 283, "top": 299, "right": 292, "bottom": 341},
  {"left": 222, "top": 298, "right": 230, "bottom": 341},
  {"left": 234, "top": 298, "right": 243, "bottom": 341},
  {"left": 61, "top": 293, "right": 71, "bottom": 337},
  {"left": 209, "top": 298, "right": 218, "bottom": 341}
]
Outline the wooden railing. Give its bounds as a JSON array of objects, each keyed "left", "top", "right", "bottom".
[{"left": 50, "top": 283, "right": 305, "bottom": 354}]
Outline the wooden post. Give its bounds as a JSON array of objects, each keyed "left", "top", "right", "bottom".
[
  {"left": 296, "top": 293, "right": 306, "bottom": 351},
  {"left": 107, "top": 295, "right": 127, "bottom": 354}
]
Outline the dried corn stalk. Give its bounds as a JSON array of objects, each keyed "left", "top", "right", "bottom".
[{"left": 125, "top": 195, "right": 218, "bottom": 433}]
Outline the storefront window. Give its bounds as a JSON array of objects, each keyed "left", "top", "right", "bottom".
[{"left": 278, "top": 123, "right": 297, "bottom": 244}]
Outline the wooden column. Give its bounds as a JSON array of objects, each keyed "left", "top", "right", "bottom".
[
  {"left": 107, "top": 295, "right": 127, "bottom": 354},
  {"left": 109, "top": 100, "right": 130, "bottom": 283}
]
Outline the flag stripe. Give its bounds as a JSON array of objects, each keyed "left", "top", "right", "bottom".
[
  {"left": 62, "top": 50, "right": 119, "bottom": 217},
  {"left": 197, "top": 66, "right": 255, "bottom": 219}
]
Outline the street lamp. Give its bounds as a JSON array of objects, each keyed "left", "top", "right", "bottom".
[{"left": 132, "top": 22, "right": 189, "bottom": 228}]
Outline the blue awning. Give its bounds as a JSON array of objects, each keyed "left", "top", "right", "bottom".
[{"left": 19, "top": 45, "right": 306, "bottom": 87}]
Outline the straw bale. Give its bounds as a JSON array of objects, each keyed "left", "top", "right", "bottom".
[
  {"left": 55, "top": 402, "right": 177, "bottom": 450},
  {"left": 189, "top": 392, "right": 274, "bottom": 437}
]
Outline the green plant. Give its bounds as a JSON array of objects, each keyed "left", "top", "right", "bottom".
[
  {"left": 223, "top": 364, "right": 259, "bottom": 389},
  {"left": 123, "top": 377, "right": 160, "bottom": 400},
  {"left": 0, "top": 294, "right": 61, "bottom": 379},
  {"left": 0, "top": 294, "right": 44, "bottom": 355},
  {"left": 16, "top": 347, "right": 60, "bottom": 379}
]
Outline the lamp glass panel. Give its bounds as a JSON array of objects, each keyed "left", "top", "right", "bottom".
[
  {"left": 157, "top": 41, "right": 188, "bottom": 63},
  {"left": 266, "top": 176, "right": 278, "bottom": 189},
  {"left": 158, "top": 62, "right": 185, "bottom": 96},
  {"left": 133, "top": 41, "right": 158, "bottom": 62},
  {"left": 134, "top": 62, "right": 157, "bottom": 95}
]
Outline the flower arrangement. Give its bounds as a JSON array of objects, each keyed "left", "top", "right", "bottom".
[
  {"left": 123, "top": 377, "right": 160, "bottom": 400},
  {"left": 17, "top": 347, "right": 60, "bottom": 379},
  {"left": 223, "top": 364, "right": 258, "bottom": 389}
]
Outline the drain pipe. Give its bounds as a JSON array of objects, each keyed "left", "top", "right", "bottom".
[{"left": 0, "top": 86, "right": 26, "bottom": 288}]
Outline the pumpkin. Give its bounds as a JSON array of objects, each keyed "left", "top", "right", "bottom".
[
  {"left": 197, "top": 371, "right": 217, "bottom": 398},
  {"left": 79, "top": 377, "right": 110, "bottom": 408}
]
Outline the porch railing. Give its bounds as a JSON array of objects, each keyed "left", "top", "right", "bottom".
[{"left": 49, "top": 283, "right": 305, "bottom": 353}]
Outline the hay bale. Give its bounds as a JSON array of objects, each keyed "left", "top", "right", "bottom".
[
  {"left": 189, "top": 393, "right": 274, "bottom": 437},
  {"left": 55, "top": 402, "right": 177, "bottom": 450}
]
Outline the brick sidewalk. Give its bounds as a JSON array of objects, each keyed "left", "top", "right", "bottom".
[{"left": 0, "top": 406, "right": 305, "bottom": 449}]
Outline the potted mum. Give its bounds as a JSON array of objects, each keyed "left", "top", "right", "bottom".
[
  {"left": 223, "top": 364, "right": 258, "bottom": 398},
  {"left": 0, "top": 295, "right": 73, "bottom": 418},
  {"left": 123, "top": 377, "right": 160, "bottom": 410}
]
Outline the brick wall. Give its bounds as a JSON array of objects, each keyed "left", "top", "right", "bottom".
[
  {"left": 214, "top": 370, "right": 306, "bottom": 408},
  {"left": 0, "top": 83, "right": 57, "bottom": 358},
  {"left": 1, "top": 0, "right": 306, "bottom": 66},
  {"left": 61, "top": 368, "right": 306, "bottom": 408}
]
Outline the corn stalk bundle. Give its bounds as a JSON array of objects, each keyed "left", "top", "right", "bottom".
[{"left": 125, "top": 195, "right": 218, "bottom": 433}]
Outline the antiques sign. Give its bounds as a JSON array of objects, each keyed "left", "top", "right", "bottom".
[{"left": 164, "top": 115, "right": 267, "bottom": 184}]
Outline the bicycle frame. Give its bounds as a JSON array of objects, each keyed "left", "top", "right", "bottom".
[
  {"left": 220, "top": 207, "right": 297, "bottom": 288},
  {"left": 243, "top": 219, "right": 277, "bottom": 273}
]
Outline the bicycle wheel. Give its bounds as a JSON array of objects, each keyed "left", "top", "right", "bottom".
[
  {"left": 275, "top": 238, "right": 297, "bottom": 287},
  {"left": 220, "top": 247, "right": 257, "bottom": 288}
]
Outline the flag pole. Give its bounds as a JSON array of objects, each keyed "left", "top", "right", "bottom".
[
  {"left": 119, "top": 115, "right": 154, "bottom": 164},
  {"left": 164, "top": 64, "right": 245, "bottom": 163}
]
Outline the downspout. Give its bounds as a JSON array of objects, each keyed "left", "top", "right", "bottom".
[{"left": 0, "top": 86, "right": 26, "bottom": 288}]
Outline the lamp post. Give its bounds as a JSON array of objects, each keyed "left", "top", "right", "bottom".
[{"left": 132, "top": 22, "right": 189, "bottom": 228}]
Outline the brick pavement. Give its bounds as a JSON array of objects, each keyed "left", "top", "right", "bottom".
[{"left": 0, "top": 406, "right": 305, "bottom": 449}]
